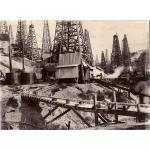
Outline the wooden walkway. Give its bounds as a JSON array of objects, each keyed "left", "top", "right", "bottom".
[
  {"left": 93, "top": 79, "right": 150, "bottom": 98},
  {"left": 21, "top": 93, "right": 150, "bottom": 128}
]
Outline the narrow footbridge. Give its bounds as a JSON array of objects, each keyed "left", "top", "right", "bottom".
[{"left": 21, "top": 93, "right": 150, "bottom": 128}]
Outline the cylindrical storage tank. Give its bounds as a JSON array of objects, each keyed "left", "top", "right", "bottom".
[
  {"left": 21, "top": 73, "right": 35, "bottom": 84},
  {"left": 5, "top": 72, "right": 21, "bottom": 85}
]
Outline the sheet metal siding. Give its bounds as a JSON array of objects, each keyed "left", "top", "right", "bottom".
[
  {"left": 58, "top": 52, "right": 81, "bottom": 66},
  {"left": 56, "top": 66, "right": 79, "bottom": 79},
  {"left": 56, "top": 52, "right": 81, "bottom": 79}
]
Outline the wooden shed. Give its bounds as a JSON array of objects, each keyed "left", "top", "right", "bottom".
[{"left": 55, "top": 52, "right": 91, "bottom": 83}]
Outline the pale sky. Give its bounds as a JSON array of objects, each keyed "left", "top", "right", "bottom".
[{"left": 7, "top": 20, "right": 148, "bottom": 61}]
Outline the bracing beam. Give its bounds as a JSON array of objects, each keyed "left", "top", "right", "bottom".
[
  {"left": 71, "top": 107, "right": 92, "bottom": 127},
  {"left": 98, "top": 113, "right": 108, "bottom": 124},
  {"left": 43, "top": 106, "right": 59, "bottom": 119},
  {"left": 47, "top": 108, "right": 71, "bottom": 124}
]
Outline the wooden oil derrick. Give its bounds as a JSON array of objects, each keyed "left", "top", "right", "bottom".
[
  {"left": 9, "top": 25, "right": 15, "bottom": 55},
  {"left": 27, "top": 23, "right": 40, "bottom": 61},
  {"left": 122, "top": 34, "right": 131, "bottom": 68},
  {"left": 111, "top": 34, "right": 122, "bottom": 69},
  {"left": 15, "top": 20, "right": 27, "bottom": 57},
  {"left": 54, "top": 21, "right": 93, "bottom": 82},
  {"left": 53, "top": 21, "right": 92, "bottom": 64},
  {"left": 84, "top": 29, "right": 94, "bottom": 66},
  {"left": 0, "top": 21, "right": 9, "bottom": 54},
  {"left": 100, "top": 51, "right": 106, "bottom": 71},
  {"left": 105, "top": 49, "right": 108, "bottom": 64},
  {"left": 52, "top": 21, "right": 63, "bottom": 63},
  {"left": 5, "top": 22, "right": 25, "bottom": 85},
  {"left": 145, "top": 21, "right": 150, "bottom": 79},
  {"left": 0, "top": 21, "right": 9, "bottom": 35},
  {"left": 95, "top": 54, "right": 100, "bottom": 67},
  {"left": 60, "top": 21, "right": 84, "bottom": 53},
  {"left": 9, "top": 25, "right": 14, "bottom": 44},
  {"left": 41, "top": 20, "right": 52, "bottom": 60},
  {"left": 105, "top": 49, "right": 110, "bottom": 73},
  {"left": 0, "top": 21, "right": 9, "bottom": 41},
  {"left": 8, "top": 25, "right": 13, "bottom": 72},
  {"left": 53, "top": 21, "right": 84, "bottom": 62}
]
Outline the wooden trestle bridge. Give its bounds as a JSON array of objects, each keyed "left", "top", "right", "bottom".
[{"left": 21, "top": 89, "right": 150, "bottom": 128}]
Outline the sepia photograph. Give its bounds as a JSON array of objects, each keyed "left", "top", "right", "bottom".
[{"left": 0, "top": 20, "right": 150, "bottom": 130}]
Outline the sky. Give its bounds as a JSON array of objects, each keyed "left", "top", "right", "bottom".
[{"left": 7, "top": 20, "right": 149, "bottom": 61}]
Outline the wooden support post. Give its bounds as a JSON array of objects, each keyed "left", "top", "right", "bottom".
[
  {"left": 114, "top": 103, "right": 118, "bottom": 122},
  {"left": 48, "top": 108, "right": 71, "bottom": 124},
  {"left": 113, "top": 91, "right": 118, "bottom": 122},
  {"left": 94, "top": 93, "right": 98, "bottom": 126},
  {"left": 128, "top": 90, "right": 130, "bottom": 98},
  {"left": 95, "top": 112, "right": 99, "bottom": 126},
  {"left": 43, "top": 106, "right": 59, "bottom": 119},
  {"left": 71, "top": 107, "right": 92, "bottom": 127},
  {"left": 65, "top": 121, "right": 71, "bottom": 130},
  {"left": 136, "top": 104, "right": 143, "bottom": 122},
  {"left": 136, "top": 104, "right": 140, "bottom": 122}
]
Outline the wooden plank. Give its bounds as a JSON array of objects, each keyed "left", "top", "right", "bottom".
[
  {"left": 43, "top": 106, "right": 59, "bottom": 119},
  {"left": 66, "top": 101, "right": 79, "bottom": 106},
  {"left": 71, "top": 107, "right": 92, "bottom": 127},
  {"left": 22, "top": 94, "right": 150, "bottom": 108},
  {"left": 98, "top": 114, "right": 108, "bottom": 123},
  {"left": 48, "top": 109, "right": 71, "bottom": 124},
  {"left": 78, "top": 103, "right": 93, "bottom": 109}
]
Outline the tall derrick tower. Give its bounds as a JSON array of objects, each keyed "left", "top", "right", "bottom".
[
  {"left": 100, "top": 51, "right": 106, "bottom": 70},
  {"left": 54, "top": 21, "right": 94, "bottom": 82},
  {"left": 95, "top": 54, "right": 100, "bottom": 66},
  {"left": 26, "top": 23, "right": 40, "bottom": 61},
  {"left": 51, "top": 21, "right": 63, "bottom": 63},
  {"left": 9, "top": 25, "right": 15, "bottom": 55},
  {"left": 105, "top": 49, "right": 108, "bottom": 64},
  {"left": 145, "top": 21, "right": 150, "bottom": 79},
  {"left": 41, "top": 20, "right": 52, "bottom": 60},
  {"left": 53, "top": 21, "right": 87, "bottom": 64},
  {"left": 0, "top": 21, "right": 8, "bottom": 35},
  {"left": 0, "top": 21, "right": 9, "bottom": 35},
  {"left": 84, "top": 29, "right": 94, "bottom": 66},
  {"left": 0, "top": 21, "right": 9, "bottom": 53},
  {"left": 122, "top": 34, "right": 131, "bottom": 68},
  {"left": 111, "top": 34, "right": 122, "bottom": 69},
  {"left": 8, "top": 25, "right": 13, "bottom": 72},
  {"left": 15, "top": 20, "right": 27, "bottom": 57},
  {"left": 105, "top": 49, "right": 109, "bottom": 73},
  {"left": 9, "top": 25, "right": 14, "bottom": 44}
]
